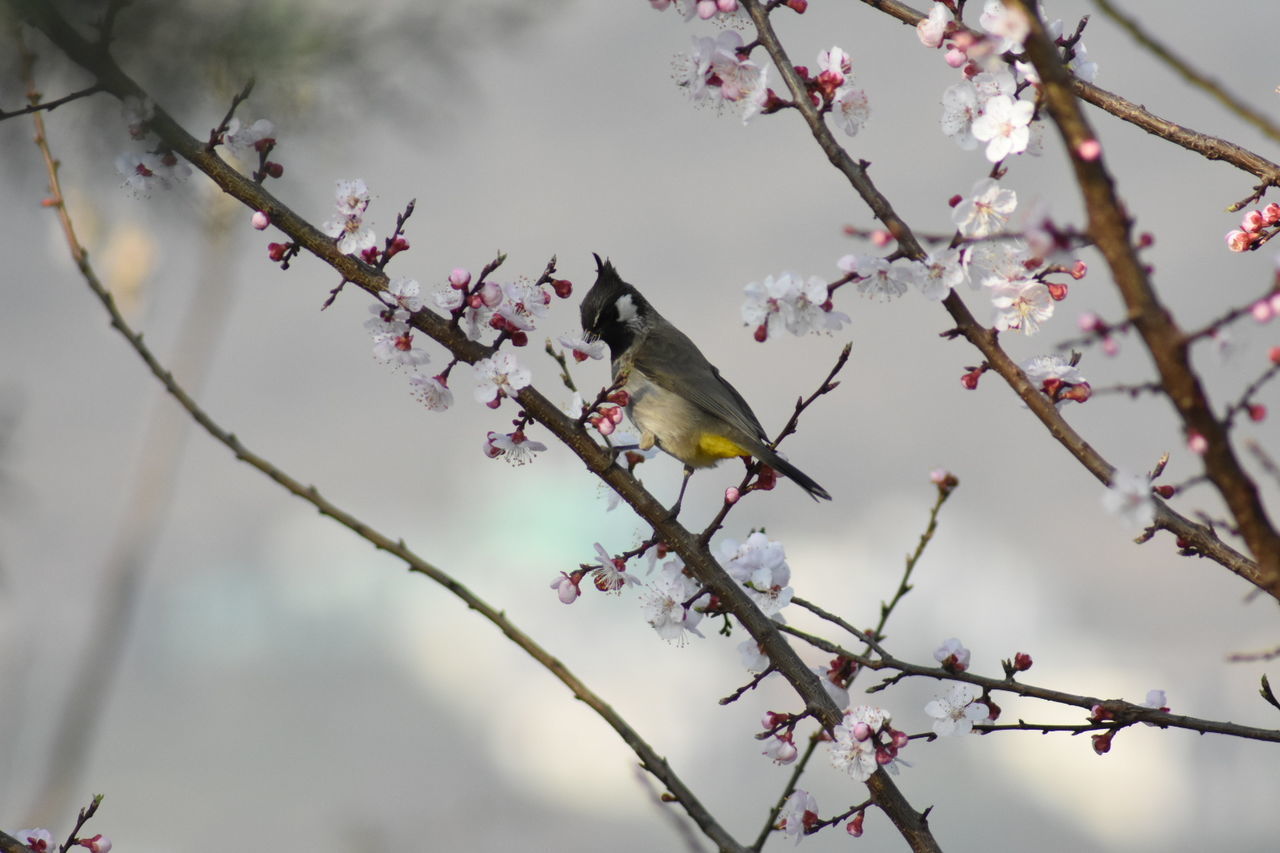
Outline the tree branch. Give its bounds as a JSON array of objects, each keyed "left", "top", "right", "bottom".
[{"left": 1008, "top": 0, "right": 1280, "bottom": 594}]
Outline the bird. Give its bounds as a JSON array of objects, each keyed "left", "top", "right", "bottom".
[{"left": 580, "top": 254, "right": 831, "bottom": 514}]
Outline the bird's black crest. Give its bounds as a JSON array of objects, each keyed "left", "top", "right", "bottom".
[{"left": 581, "top": 253, "right": 645, "bottom": 355}]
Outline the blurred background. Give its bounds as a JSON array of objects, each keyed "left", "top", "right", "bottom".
[{"left": 1, "top": 1, "right": 1278, "bottom": 850}]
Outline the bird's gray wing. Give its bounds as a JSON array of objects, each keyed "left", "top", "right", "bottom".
[{"left": 632, "top": 316, "right": 770, "bottom": 446}]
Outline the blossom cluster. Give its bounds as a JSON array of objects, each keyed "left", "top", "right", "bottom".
[
  {"left": 1225, "top": 202, "right": 1280, "bottom": 253},
  {"left": 740, "top": 271, "right": 850, "bottom": 341},
  {"left": 925, "top": 1, "right": 1097, "bottom": 164},
  {"left": 650, "top": 0, "right": 745, "bottom": 22},
  {"left": 554, "top": 532, "right": 796, "bottom": 647},
  {"left": 340, "top": 182, "right": 575, "bottom": 463},
  {"left": 673, "top": 30, "right": 770, "bottom": 123},
  {"left": 829, "top": 705, "right": 908, "bottom": 782},
  {"left": 115, "top": 96, "right": 193, "bottom": 196},
  {"left": 10, "top": 827, "right": 112, "bottom": 853}
]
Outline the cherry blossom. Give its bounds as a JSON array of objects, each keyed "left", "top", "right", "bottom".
[
  {"left": 222, "top": 117, "right": 276, "bottom": 157},
  {"left": 829, "top": 705, "right": 904, "bottom": 781},
  {"left": 323, "top": 179, "right": 376, "bottom": 255},
  {"left": 483, "top": 429, "right": 547, "bottom": 465},
  {"left": 409, "top": 373, "right": 453, "bottom": 411},
  {"left": 1102, "top": 468, "right": 1156, "bottom": 528},
  {"left": 115, "top": 151, "right": 192, "bottom": 195},
  {"left": 839, "top": 254, "right": 909, "bottom": 301},
  {"left": 558, "top": 334, "right": 607, "bottom": 362},
  {"left": 917, "top": 3, "right": 951, "bottom": 48},
  {"left": 762, "top": 732, "right": 799, "bottom": 765},
  {"left": 640, "top": 558, "right": 705, "bottom": 643},
  {"left": 587, "top": 542, "right": 632, "bottom": 593},
  {"left": 979, "top": 0, "right": 1030, "bottom": 54},
  {"left": 831, "top": 85, "right": 870, "bottom": 137},
  {"left": 971, "top": 94, "right": 1035, "bottom": 162},
  {"left": 953, "top": 177, "right": 1017, "bottom": 237},
  {"left": 916, "top": 249, "right": 968, "bottom": 300},
  {"left": 940, "top": 80, "right": 981, "bottom": 150},
  {"left": 719, "top": 532, "right": 793, "bottom": 617},
  {"left": 990, "top": 279, "right": 1053, "bottom": 335},
  {"left": 550, "top": 571, "right": 582, "bottom": 605},
  {"left": 14, "top": 829, "right": 54, "bottom": 853},
  {"left": 776, "top": 789, "right": 819, "bottom": 843},
  {"left": 925, "top": 682, "right": 991, "bottom": 736},
  {"left": 1021, "top": 354, "right": 1091, "bottom": 405},
  {"left": 741, "top": 272, "right": 848, "bottom": 339},
  {"left": 738, "top": 638, "right": 770, "bottom": 673},
  {"left": 934, "top": 637, "right": 971, "bottom": 672},
  {"left": 473, "top": 352, "right": 531, "bottom": 407}
]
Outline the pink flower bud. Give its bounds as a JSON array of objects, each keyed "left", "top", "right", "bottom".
[
  {"left": 1187, "top": 432, "right": 1208, "bottom": 455},
  {"left": 251, "top": 210, "right": 270, "bottom": 230},
  {"left": 1251, "top": 299, "right": 1274, "bottom": 322},
  {"left": 1248, "top": 403, "right": 1267, "bottom": 422},
  {"left": 1013, "top": 652, "right": 1033, "bottom": 671},
  {"left": 851, "top": 721, "right": 872, "bottom": 742},
  {"left": 1241, "top": 209, "right": 1266, "bottom": 232},
  {"left": 717, "top": 0, "right": 738, "bottom": 10},
  {"left": 846, "top": 813, "right": 864, "bottom": 837},
  {"left": 79, "top": 835, "right": 112, "bottom": 853},
  {"left": 944, "top": 47, "right": 967, "bottom": 68},
  {"left": 479, "top": 281, "right": 503, "bottom": 307},
  {"left": 483, "top": 432, "right": 502, "bottom": 457},
  {"left": 753, "top": 323, "right": 769, "bottom": 343},
  {"left": 1264, "top": 203, "right": 1280, "bottom": 224},
  {"left": 1070, "top": 260, "right": 1088, "bottom": 279},
  {"left": 1225, "top": 229, "right": 1253, "bottom": 252},
  {"left": 595, "top": 417, "right": 615, "bottom": 437},
  {"left": 1059, "top": 382, "right": 1092, "bottom": 403},
  {"left": 1076, "top": 139, "right": 1102, "bottom": 161},
  {"left": 1077, "top": 311, "right": 1102, "bottom": 332},
  {"left": 551, "top": 572, "right": 581, "bottom": 604},
  {"left": 725, "top": 486, "right": 741, "bottom": 504},
  {"left": 1091, "top": 730, "right": 1114, "bottom": 754},
  {"left": 1102, "top": 336, "right": 1120, "bottom": 357},
  {"left": 606, "top": 405, "right": 624, "bottom": 424},
  {"left": 449, "top": 268, "right": 471, "bottom": 288}
]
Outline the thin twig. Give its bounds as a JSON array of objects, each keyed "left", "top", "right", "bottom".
[{"left": 1092, "top": 0, "right": 1280, "bottom": 145}]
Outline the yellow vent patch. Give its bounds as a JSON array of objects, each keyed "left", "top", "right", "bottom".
[{"left": 698, "top": 433, "right": 750, "bottom": 459}]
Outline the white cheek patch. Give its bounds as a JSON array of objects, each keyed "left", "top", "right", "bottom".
[
  {"left": 614, "top": 293, "right": 637, "bottom": 324},
  {"left": 616, "top": 292, "right": 648, "bottom": 332}
]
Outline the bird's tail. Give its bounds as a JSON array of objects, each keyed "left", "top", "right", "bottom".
[{"left": 755, "top": 446, "right": 832, "bottom": 502}]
